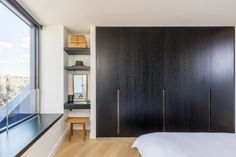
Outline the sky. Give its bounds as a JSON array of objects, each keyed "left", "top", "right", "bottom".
[
  {"left": 74, "top": 75, "right": 83, "bottom": 94},
  {"left": 0, "top": 3, "right": 30, "bottom": 77}
]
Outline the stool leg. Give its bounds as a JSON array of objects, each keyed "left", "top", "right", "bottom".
[
  {"left": 84, "top": 123, "right": 87, "bottom": 136},
  {"left": 71, "top": 123, "right": 74, "bottom": 136},
  {"left": 68, "top": 123, "right": 73, "bottom": 141},
  {"left": 83, "top": 123, "right": 86, "bottom": 141}
]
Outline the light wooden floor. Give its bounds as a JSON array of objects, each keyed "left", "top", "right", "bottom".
[{"left": 54, "top": 131, "right": 141, "bottom": 157}]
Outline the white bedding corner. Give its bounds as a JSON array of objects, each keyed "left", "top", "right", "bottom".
[{"left": 132, "top": 132, "right": 236, "bottom": 157}]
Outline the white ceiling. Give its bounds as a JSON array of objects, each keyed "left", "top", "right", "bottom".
[{"left": 18, "top": 0, "right": 236, "bottom": 33}]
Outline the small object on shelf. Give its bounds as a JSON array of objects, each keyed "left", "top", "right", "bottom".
[
  {"left": 68, "top": 35, "right": 87, "bottom": 48},
  {"left": 68, "top": 43, "right": 86, "bottom": 48},
  {"left": 68, "top": 95, "right": 74, "bottom": 103},
  {"left": 64, "top": 60, "right": 90, "bottom": 71},
  {"left": 75, "top": 60, "right": 84, "bottom": 66}
]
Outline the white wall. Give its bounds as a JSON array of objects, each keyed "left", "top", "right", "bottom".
[
  {"left": 64, "top": 31, "right": 69, "bottom": 104},
  {"left": 21, "top": 117, "right": 67, "bottom": 157},
  {"left": 40, "top": 25, "right": 64, "bottom": 113},
  {"left": 90, "top": 26, "right": 96, "bottom": 138},
  {"left": 22, "top": 25, "right": 69, "bottom": 157}
]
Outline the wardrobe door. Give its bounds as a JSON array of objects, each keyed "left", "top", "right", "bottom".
[
  {"left": 118, "top": 28, "right": 164, "bottom": 136},
  {"left": 96, "top": 28, "right": 120, "bottom": 137},
  {"left": 143, "top": 28, "right": 165, "bottom": 133},
  {"left": 211, "top": 27, "right": 235, "bottom": 132},
  {"left": 165, "top": 28, "right": 211, "bottom": 132},
  {"left": 118, "top": 28, "right": 136, "bottom": 136}
]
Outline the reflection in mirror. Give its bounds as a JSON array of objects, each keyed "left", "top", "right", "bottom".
[{"left": 73, "top": 74, "right": 88, "bottom": 101}]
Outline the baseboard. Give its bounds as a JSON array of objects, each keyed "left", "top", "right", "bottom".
[{"left": 48, "top": 127, "right": 68, "bottom": 157}]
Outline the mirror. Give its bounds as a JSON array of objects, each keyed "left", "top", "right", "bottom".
[{"left": 73, "top": 74, "right": 88, "bottom": 101}]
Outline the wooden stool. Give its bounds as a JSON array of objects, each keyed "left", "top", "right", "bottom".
[{"left": 66, "top": 117, "right": 89, "bottom": 141}]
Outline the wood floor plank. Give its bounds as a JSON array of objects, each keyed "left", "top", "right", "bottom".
[{"left": 54, "top": 131, "right": 140, "bottom": 157}]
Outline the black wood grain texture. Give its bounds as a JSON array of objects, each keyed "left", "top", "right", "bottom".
[
  {"left": 118, "top": 28, "right": 164, "bottom": 136},
  {"left": 210, "top": 28, "right": 235, "bottom": 132},
  {"left": 164, "top": 28, "right": 212, "bottom": 132},
  {"left": 96, "top": 27, "right": 235, "bottom": 137},
  {"left": 96, "top": 28, "right": 120, "bottom": 137}
]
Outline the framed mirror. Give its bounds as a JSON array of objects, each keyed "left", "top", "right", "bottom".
[{"left": 72, "top": 74, "right": 88, "bottom": 101}]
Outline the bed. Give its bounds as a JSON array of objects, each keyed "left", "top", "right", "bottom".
[{"left": 132, "top": 133, "right": 236, "bottom": 157}]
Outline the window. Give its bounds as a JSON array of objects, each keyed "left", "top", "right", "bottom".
[{"left": 0, "top": 1, "right": 39, "bottom": 132}]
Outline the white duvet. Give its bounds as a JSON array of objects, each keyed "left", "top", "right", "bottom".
[{"left": 132, "top": 133, "right": 236, "bottom": 157}]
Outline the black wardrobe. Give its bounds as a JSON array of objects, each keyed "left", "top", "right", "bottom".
[{"left": 96, "top": 27, "right": 235, "bottom": 137}]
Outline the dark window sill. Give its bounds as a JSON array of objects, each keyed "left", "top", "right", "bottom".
[
  {"left": 0, "top": 114, "right": 63, "bottom": 157},
  {"left": 0, "top": 114, "right": 37, "bottom": 133}
]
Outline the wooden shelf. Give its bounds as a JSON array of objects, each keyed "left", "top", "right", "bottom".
[
  {"left": 64, "top": 102, "right": 90, "bottom": 110},
  {"left": 64, "top": 66, "right": 90, "bottom": 71},
  {"left": 64, "top": 47, "right": 90, "bottom": 55}
]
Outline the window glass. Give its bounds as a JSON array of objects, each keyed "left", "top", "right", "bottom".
[{"left": 0, "top": 2, "right": 38, "bottom": 132}]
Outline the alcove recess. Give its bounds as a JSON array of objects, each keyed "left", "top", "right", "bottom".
[{"left": 63, "top": 34, "right": 91, "bottom": 128}]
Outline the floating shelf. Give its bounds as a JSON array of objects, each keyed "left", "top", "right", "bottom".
[
  {"left": 64, "top": 102, "right": 90, "bottom": 110},
  {"left": 64, "top": 47, "right": 90, "bottom": 55},
  {"left": 64, "top": 66, "right": 90, "bottom": 71}
]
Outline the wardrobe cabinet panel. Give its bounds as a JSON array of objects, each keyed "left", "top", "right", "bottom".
[
  {"left": 96, "top": 27, "right": 235, "bottom": 137},
  {"left": 211, "top": 28, "right": 235, "bottom": 132},
  {"left": 164, "top": 28, "right": 211, "bottom": 132},
  {"left": 96, "top": 28, "right": 120, "bottom": 137},
  {"left": 118, "top": 28, "right": 164, "bottom": 136},
  {"left": 144, "top": 29, "right": 165, "bottom": 133}
]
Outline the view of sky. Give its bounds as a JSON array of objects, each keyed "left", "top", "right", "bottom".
[
  {"left": 74, "top": 75, "right": 83, "bottom": 94},
  {"left": 0, "top": 3, "right": 30, "bottom": 77}
]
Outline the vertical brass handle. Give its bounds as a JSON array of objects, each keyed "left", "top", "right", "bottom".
[
  {"left": 117, "top": 89, "right": 120, "bottom": 134},
  {"left": 162, "top": 89, "right": 166, "bottom": 132},
  {"left": 208, "top": 89, "right": 212, "bottom": 132}
]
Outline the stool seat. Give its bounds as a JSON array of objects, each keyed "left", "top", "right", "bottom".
[
  {"left": 66, "top": 117, "right": 89, "bottom": 141},
  {"left": 66, "top": 117, "right": 89, "bottom": 123}
]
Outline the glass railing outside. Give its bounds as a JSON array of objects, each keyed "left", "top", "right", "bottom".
[{"left": 0, "top": 88, "right": 38, "bottom": 133}]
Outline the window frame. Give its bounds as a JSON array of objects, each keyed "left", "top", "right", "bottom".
[{"left": 1, "top": 0, "right": 42, "bottom": 28}]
